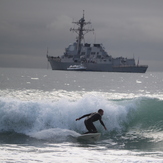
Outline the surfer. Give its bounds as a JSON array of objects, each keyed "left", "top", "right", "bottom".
[{"left": 76, "top": 109, "right": 107, "bottom": 133}]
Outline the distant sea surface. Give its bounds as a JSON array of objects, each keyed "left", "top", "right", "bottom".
[{"left": 0, "top": 67, "right": 163, "bottom": 163}]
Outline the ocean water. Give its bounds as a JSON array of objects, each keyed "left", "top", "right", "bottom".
[{"left": 0, "top": 67, "right": 163, "bottom": 163}]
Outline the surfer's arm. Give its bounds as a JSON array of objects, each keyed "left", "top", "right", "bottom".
[
  {"left": 99, "top": 119, "right": 107, "bottom": 130},
  {"left": 76, "top": 113, "right": 91, "bottom": 121}
]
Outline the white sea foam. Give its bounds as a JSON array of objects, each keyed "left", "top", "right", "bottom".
[
  {"left": 30, "top": 128, "right": 80, "bottom": 141},
  {"left": 0, "top": 94, "right": 140, "bottom": 135}
]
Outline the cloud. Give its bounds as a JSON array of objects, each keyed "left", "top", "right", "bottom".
[{"left": 0, "top": 0, "right": 163, "bottom": 71}]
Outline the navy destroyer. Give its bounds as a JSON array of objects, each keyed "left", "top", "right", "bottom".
[{"left": 47, "top": 12, "right": 148, "bottom": 73}]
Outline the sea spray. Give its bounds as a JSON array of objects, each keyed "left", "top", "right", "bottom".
[{"left": 0, "top": 95, "right": 163, "bottom": 143}]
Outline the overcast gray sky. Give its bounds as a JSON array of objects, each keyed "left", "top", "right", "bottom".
[{"left": 0, "top": 0, "right": 163, "bottom": 71}]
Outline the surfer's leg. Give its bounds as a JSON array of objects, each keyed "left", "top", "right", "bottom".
[
  {"left": 84, "top": 120, "right": 92, "bottom": 133},
  {"left": 89, "top": 123, "right": 97, "bottom": 133},
  {"left": 84, "top": 120, "right": 97, "bottom": 133}
]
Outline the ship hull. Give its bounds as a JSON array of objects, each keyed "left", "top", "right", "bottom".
[{"left": 48, "top": 59, "right": 148, "bottom": 73}]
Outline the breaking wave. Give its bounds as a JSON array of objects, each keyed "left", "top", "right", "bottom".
[{"left": 0, "top": 95, "right": 163, "bottom": 145}]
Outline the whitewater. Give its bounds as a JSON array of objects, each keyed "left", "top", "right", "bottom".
[{"left": 0, "top": 67, "right": 163, "bottom": 163}]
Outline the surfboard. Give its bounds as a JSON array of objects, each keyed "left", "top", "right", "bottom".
[{"left": 77, "top": 133, "right": 101, "bottom": 141}]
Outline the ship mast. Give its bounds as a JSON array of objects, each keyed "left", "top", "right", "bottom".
[{"left": 70, "top": 10, "right": 94, "bottom": 56}]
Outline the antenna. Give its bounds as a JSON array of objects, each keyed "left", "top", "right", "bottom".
[
  {"left": 46, "top": 47, "right": 48, "bottom": 56},
  {"left": 46, "top": 47, "right": 49, "bottom": 69},
  {"left": 94, "top": 32, "right": 96, "bottom": 44},
  {"left": 137, "top": 57, "right": 139, "bottom": 66},
  {"left": 70, "top": 11, "right": 94, "bottom": 55}
]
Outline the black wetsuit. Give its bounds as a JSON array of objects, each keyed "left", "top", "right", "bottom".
[{"left": 79, "top": 112, "right": 106, "bottom": 133}]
